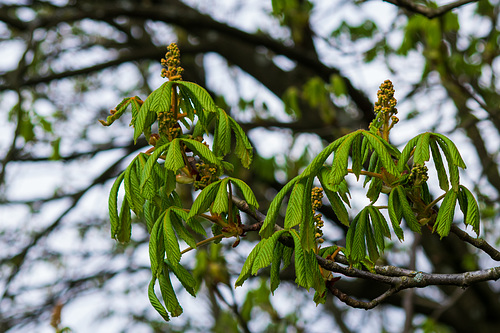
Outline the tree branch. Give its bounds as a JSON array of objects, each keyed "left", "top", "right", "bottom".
[{"left": 383, "top": 0, "right": 479, "bottom": 19}]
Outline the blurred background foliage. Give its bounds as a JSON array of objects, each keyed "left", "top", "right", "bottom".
[{"left": 1, "top": 0, "right": 500, "bottom": 332}]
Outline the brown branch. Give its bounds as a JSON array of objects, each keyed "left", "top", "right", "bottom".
[
  {"left": 450, "top": 224, "right": 500, "bottom": 261},
  {"left": 383, "top": 0, "right": 479, "bottom": 19}
]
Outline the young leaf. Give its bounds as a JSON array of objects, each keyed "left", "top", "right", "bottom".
[
  {"left": 163, "top": 212, "right": 181, "bottom": 265},
  {"left": 165, "top": 259, "right": 197, "bottom": 297},
  {"left": 228, "top": 115, "right": 253, "bottom": 168},
  {"left": 351, "top": 134, "right": 363, "bottom": 179},
  {"left": 270, "top": 241, "right": 285, "bottom": 294},
  {"left": 235, "top": 240, "right": 267, "bottom": 287},
  {"left": 321, "top": 186, "right": 350, "bottom": 226},
  {"left": 141, "top": 142, "right": 171, "bottom": 191},
  {"left": 459, "top": 185, "right": 480, "bottom": 235},
  {"left": 388, "top": 187, "right": 404, "bottom": 241},
  {"left": 289, "top": 229, "right": 309, "bottom": 289},
  {"left": 284, "top": 180, "right": 306, "bottom": 229},
  {"left": 135, "top": 81, "right": 174, "bottom": 143},
  {"left": 413, "top": 132, "right": 431, "bottom": 165},
  {"left": 214, "top": 109, "right": 231, "bottom": 156},
  {"left": 176, "top": 81, "right": 218, "bottom": 113},
  {"left": 117, "top": 197, "right": 131, "bottom": 243},
  {"left": 432, "top": 133, "right": 466, "bottom": 168},
  {"left": 188, "top": 180, "right": 222, "bottom": 219},
  {"left": 301, "top": 135, "right": 348, "bottom": 178},
  {"left": 148, "top": 277, "right": 169, "bottom": 321},
  {"left": 351, "top": 208, "right": 369, "bottom": 263},
  {"left": 362, "top": 131, "right": 398, "bottom": 176},
  {"left": 228, "top": 178, "right": 259, "bottom": 208},
  {"left": 395, "top": 185, "right": 421, "bottom": 233},
  {"left": 260, "top": 177, "right": 300, "bottom": 238},
  {"left": 159, "top": 268, "right": 183, "bottom": 317},
  {"left": 365, "top": 222, "right": 379, "bottom": 263},
  {"left": 330, "top": 131, "right": 358, "bottom": 185},
  {"left": 368, "top": 206, "right": 390, "bottom": 250},
  {"left": 109, "top": 172, "right": 125, "bottom": 239},
  {"left": 170, "top": 208, "right": 197, "bottom": 249},
  {"left": 212, "top": 178, "right": 230, "bottom": 214},
  {"left": 252, "top": 230, "right": 286, "bottom": 274},
  {"left": 181, "top": 138, "right": 221, "bottom": 167},
  {"left": 435, "top": 137, "right": 460, "bottom": 191},
  {"left": 299, "top": 178, "right": 315, "bottom": 252},
  {"left": 430, "top": 140, "right": 449, "bottom": 191},
  {"left": 434, "top": 189, "right": 458, "bottom": 238},
  {"left": 398, "top": 135, "right": 420, "bottom": 173},
  {"left": 149, "top": 212, "right": 166, "bottom": 275},
  {"left": 164, "top": 139, "right": 185, "bottom": 172}
]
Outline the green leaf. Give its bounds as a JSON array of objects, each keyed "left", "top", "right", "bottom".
[
  {"left": 284, "top": 180, "right": 306, "bottom": 229},
  {"left": 181, "top": 138, "right": 221, "bottom": 167},
  {"left": 109, "top": 172, "right": 125, "bottom": 240},
  {"left": 252, "top": 230, "right": 286, "bottom": 274},
  {"left": 362, "top": 132, "right": 398, "bottom": 176},
  {"left": 430, "top": 140, "right": 449, "bottom": 191},
  {"left": 148, "top": 277, "right": 169, "bottom": 321},
  {"left": 299, "top": 178, "right": 315, "bottom": 252},
  {"left": 434, "top": 137, "right": 460, "bottom": 191},
  {"left": 164, "top": 139, "right": 185, "bottom": 172},
  {"left": 414, "top": 132, "right": 431, "bottom": 165},
  {"left": 260, "top": 177, "right": 299, "bottom": 238},
  {"left": 351, "top": 208, "right": 369, "bottom": 263},
  {"left": 176, "top": 81, "right": 218, "bottom": 113},
  {"left": 368, "top": 206, "right": 390, "bottom": 251},
  {"left": 301, "top": 135, "right": 348, "bottom": 178},
  {"left": 289, "top": 229, "right": 309, "bottom": 289},
  {"left": 398, "top": 135, "right": 421, "bottom": 173},
  {"left": 228, "top": 178, "right": 259, "bottom": 208},
  {"left": 228, "top": 115, "right": 253, "bottom": 168},
  {"left": 330, "top": 131, "right": 358, "bottom": 185},
  {"left": 395, "top": 186, "right": 421, "bottom": 233},
  {"left": 163, "top": 212, "right": 181, "bottom": 265},
  {"left": 459, "top": 186, "right": 480, "bottom": 235},
  {"left": 149, "top": 213, "right": 165, "bottom": 275},
  {"left": 165, "top": 259, "right": 197, "bottom": 297},
  {"left": 388, "top": 187, "right": 404, "bottom": 241},
  {"left": 141, "top": 142, "right": 171, "bottom": 191},
  {"left": 169, "top": 208, "right": 197, "bottom": 249},
  {"left": 212, "top": 178, "right": 230, "bottom": 214},
  {"left": 117, "top": 197, "right": 131, "bottom": 243},
  {"left": 434, "top": 190, "right": 458, "bottom": 238},
  {"left": 432, "top": 133, "right": 466, "bottom": 168},
  {"left": 159, "top": 268, "right": 183, "bottom": 317},
  {"left": 235, "top": 240, "right": 267, "bottom": 287},
  {"left": 214, "top": 109, "right": 231, "bottom": 156},
  {"left": 270, "top": 241, "right": 285, "bottom": 294},
  {"left": 188, "top": 180, "right": 222, "bottom": 219},
  {"left": 351, "top": 134, "right": 363, "bottom": 180},
  {"left": 321, "top": 184, "right": 350, "bottom": 226},
  {"left": 365, "top": 221, "right": 379, "bottom": 263},
  {"left": 135, "top": 82, "right": 174, "bottom": 142}
]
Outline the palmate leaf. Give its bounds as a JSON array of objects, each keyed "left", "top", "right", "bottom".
[
  {"left": 432, "top": 133, "right": 466, "bottom": 168},
  {"left": 351, "top": 134, "right": 363, "bottom": 179},
  {"left": 181, "top": 138, "right": 221, "bottom": 167},
  {"left": 149, "top": 212, "right": 166, "bottom": 275},
  {"left": 270, "top": 241, "right": 285, "bottom": 294},
  {"left": 434, "top": 136, "right": 460, "bottom": 191},
  {"left": 169, "top": 208, "right": 197, "bottom": 249},
  {"left": 434, "top": 189, "right": 458, "bottom": 238},
  {"left": 140, "top": 142, "right": 171, "bottom": 192},
  {"left": 135, "top": 81, "right": 174, "bottom": 143},
  {"left": 289, "top": 229, "right": 311, "bottom": 289},
  {"left": 398, "top": 135, "right": 420, "bottom": 173},
  {"left": 117, "top": 197, "right": 132, "bottom": 243},
  {"left": 349, "top": 208, "right": 369, "bottom": 264}
]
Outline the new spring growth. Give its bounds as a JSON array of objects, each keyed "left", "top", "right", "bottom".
[
  {"left": 311, "top": 187, "right": 325, "bottom": 245},
  {"left": 369, "top": 79, "right": 399, "bottom": 141},
  {"left": 161, "top": 43, "right": 184, "bottom": 81}
]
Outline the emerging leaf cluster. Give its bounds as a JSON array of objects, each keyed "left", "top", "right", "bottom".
[{"left": 102, "top": 43, "right": 255, "bottom": 319}]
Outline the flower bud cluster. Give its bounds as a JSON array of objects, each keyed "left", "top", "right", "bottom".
[
  {"left": 409, "top": 164, "right": 429, "bottom": 186},
  {"left": 161, "top": 43, "right": 184, "bottom": 80},
  {"left": 311, "top": 187, "right": 325, "bottom": 244},
  {"left": 158, "top": 111, "right": 181, "bottom": 141}
]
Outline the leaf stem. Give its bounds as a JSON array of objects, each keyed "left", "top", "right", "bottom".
[
  {"left": 180, "top": 234, "right": 225, "bottom": 255},
  {"left": 424, "top": 193, "right": 447, "bottom": 213},
  {"left": 347, "top": 169, "right": 382, "bottom": 178}
]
